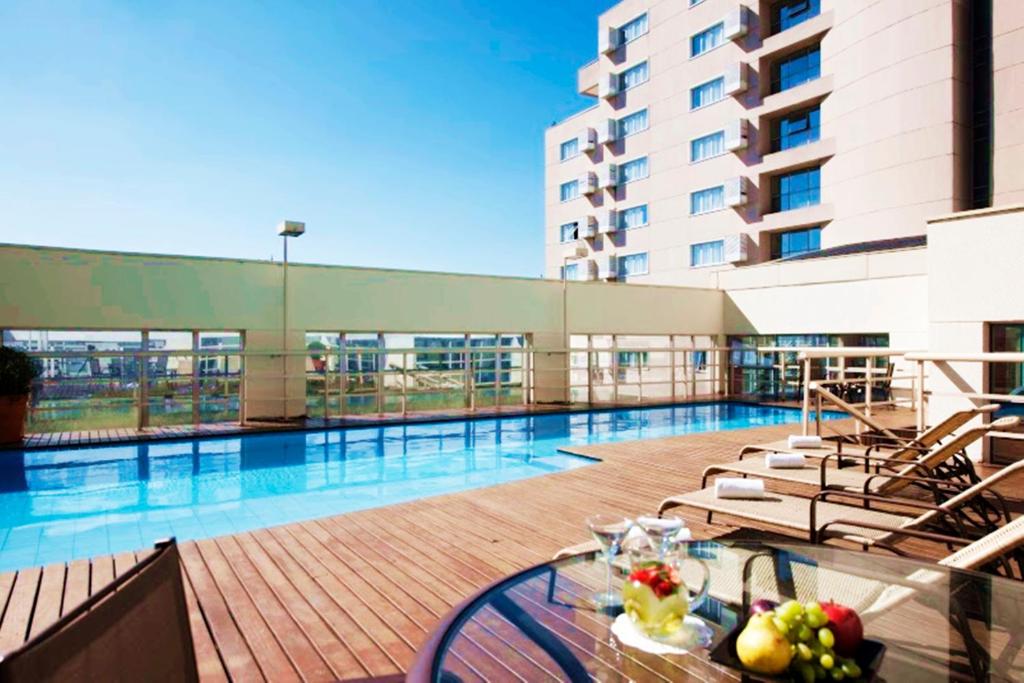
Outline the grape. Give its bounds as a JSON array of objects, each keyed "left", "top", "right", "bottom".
[
  {"left": 805, "top": 611, "right": 827, "bottom": 628},
  {"left": 798, "top": 625, "right": 813, "bottom": 642},
  {"left": 830, "top": 670, "right": 845, "bottom": 681},
  {"left": 820, "top": 653, "right": 835, "bottom": 670},
  {"left": 818, "top": 627, "right": 835, "bottom": 649},
  {"left": 841, "top": 661, "right": 862, "bottom": 679},
  {"left": 772, "top": 616, "right": 790, "bottom": 635},
  {"left": 796, "top": 662, "right": 816, "bottom": 683},
  {"left": 814, "top": 664, "right": 827, "bottom": 680},
  {"left": 797, "top": 643, "right": 814, "bottom": 661},
  {"left": 780, "top": 600, "right": 804, "bottom": 620}
]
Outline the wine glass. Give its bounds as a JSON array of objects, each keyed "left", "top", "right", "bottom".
[
  {"left": 636, "top": 515, "right": 684, "bottom": 560},
  {"left": 587, "top": 514, "right": 633, "bottom": 609}
]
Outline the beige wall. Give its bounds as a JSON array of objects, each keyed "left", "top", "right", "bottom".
[{"left": 545, "top": 0, "right": 986, "bottom": 284}]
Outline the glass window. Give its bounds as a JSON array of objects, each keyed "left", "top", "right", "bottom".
[
  {"left": 560, "top": 180, "right": 579, "bottom": 202},
  {"left": 772, "top": 106, "right": 820, "bottom": 152},
  {"left": 772, "top": 0, "right": 821, "bottom": 34},
  {"left": 561, "top": 263, "right": 579, "bottom": 281},
  {"left": 691, "top": 130, "right": 726, "bottom": 162},
  {"left": 989, "top": 323, "right": 1024, "bottom": 463},
  {"left": 620, "top": 61, "right": 649, "bottom": 90},
  {"left": 691, "top": 22, "right": 725, "bottom": 57},
  {"left": 771, "top": 44, "right": 821, "bottom": 93},
  {"left": 691, "top": 76, "right": 726, "bottom": 110},
  {"left": 619, "top": 205, "right": 648, "bottom": 229},
  {"left": 618, "top": 252, "right": 649, "bottom": 280},
  {"left": 619, "top": 13, "right": 648, "bottom": 43},
  {"left": 690, "top": 185, "right": 726, "bottom": 215},
  {"left": 617, "top": 109, "right": 648, "bottom": 138},
  {"left": 559, "top": 137, "right": 579, "bottom": 161},
  {"left": 771, "top": 166, "right": 821, "bottom": 211},
  {"left": 619, "top": 157, "right": 649, "bottom": 184},
  {"left": 559, "top": 222, "right": 578, "bottom": 243},
  {"left": 690, "top": 240, "right": 726, "bottom": 267},
  {"left": 771, "top": 226, "right": 821, "bottom": 259}
]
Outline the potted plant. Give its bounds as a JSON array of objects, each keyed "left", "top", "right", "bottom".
[{"left": 0, "top": 346, "right": 40, "bottom": 444}]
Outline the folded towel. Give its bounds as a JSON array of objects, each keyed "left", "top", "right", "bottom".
[
  {"left": 788, "top": 435, "right": 823, "bottom": 449},
  {"left": 715, "top": 478, "right": 766, "bottom": 499},
  {"left": 766, "top": 452, "right": 806, "bottom": 469},
  {"left": 675, "top": 527, "right": 693, "bottom": 542}
]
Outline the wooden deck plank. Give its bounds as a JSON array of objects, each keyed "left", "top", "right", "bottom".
[
  {"left": 0, "top": 568, "right": 41, "bottom": 652},
  {"left": 61, "top": 559, "right": 90, "bottom": 617},
  {"left": 27, "top": 563, "right": 65, "bottom": 639}
]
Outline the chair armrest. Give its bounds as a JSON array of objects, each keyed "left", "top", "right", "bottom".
[{"left": 817, "top": 519, "right": 973, "bottom": 548}]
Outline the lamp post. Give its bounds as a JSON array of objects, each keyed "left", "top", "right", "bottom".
[
  {"left": 562, "top": 244, "right": 588, "bottom": 405},
  {"left": 277, "top": 220, "right": 305, "bottom": 421}
]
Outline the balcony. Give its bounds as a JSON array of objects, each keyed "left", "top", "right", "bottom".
[
  {"left": 759, "top": 137, "right": 836, "bottom": 177},
  {"left": 577, "top": 58, "right": 600, "bottom": 97},
  {"left": 760, "top": 10, "right": 834, "bottom": 61}
]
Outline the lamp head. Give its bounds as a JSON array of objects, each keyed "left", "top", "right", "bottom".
[{"left": 277, "top": 220, "right": 305, "bottom": 237}]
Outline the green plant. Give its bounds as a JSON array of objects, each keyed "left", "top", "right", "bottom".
[{"left": 0, "top": 346, "right": 41, "bottom": 396}]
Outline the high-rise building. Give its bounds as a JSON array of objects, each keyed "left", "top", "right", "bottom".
[{"left": 545, "top": 0, "right": 1020, "bottom": 284}]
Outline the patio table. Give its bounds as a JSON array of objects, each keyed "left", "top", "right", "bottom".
[{"left": 408, "top": 540, "right": 1024, "bottom": 682}]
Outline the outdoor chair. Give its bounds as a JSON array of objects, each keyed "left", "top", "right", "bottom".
[{"left": 0, "top": 539, "right": 198, "bottom": 683}]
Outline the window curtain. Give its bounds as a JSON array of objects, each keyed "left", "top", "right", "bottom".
[
  {"left": 691, "top": 130, "right": 725, "bottom": 161},
  {"left": 619, "top": 205, "right": 648, "bottom": 229},
  {"left": 618, "top": 253, "right": 648, "bottom": 278},
  {"left": 621, "top": 157, "right": 649, "bottom": 183},
  {"left": 691, "top": 23, "right": 724, "bottom": 56},
  {"left": 620, "top": 14, "right": 648, "bottom": 43},
  {"left": 691, "top": 77, "right": 725, "bottom": 109},
  {"left": 618, "top": 109, "right": 648, "bottom": 138},
  {"left": 621, "top": 62, "right": 649, "bottom": 90},
  {"left": 690, "top": 186, "right": 725, "bottom": 214}
]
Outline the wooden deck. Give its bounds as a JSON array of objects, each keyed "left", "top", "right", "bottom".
[{"left": 1, "top": 411, "right": 1021, "bottom": 681}]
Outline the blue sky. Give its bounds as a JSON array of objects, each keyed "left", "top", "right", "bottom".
[{"left": 0, "top": 0, "right": 617, "bottom": 276}]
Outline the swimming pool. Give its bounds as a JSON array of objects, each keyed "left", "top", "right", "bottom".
[{"left": 0, "top": 402, "right": 838, "bottom": 571}]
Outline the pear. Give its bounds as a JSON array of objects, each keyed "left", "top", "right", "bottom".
[{"left": 736, "top": 613, "right": 793, "bottom": 675}]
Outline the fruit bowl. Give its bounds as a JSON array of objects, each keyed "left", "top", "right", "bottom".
[{"left": 708, "top": 617, "right": 886, "bottom": 682}]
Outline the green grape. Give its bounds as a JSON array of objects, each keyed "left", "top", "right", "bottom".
[
  {"left": 780, "top": 600, "right": 804, "bottom": 620},
  {"left": 772, "top": 616, "right": 790, "bottom": 635},
  {"left": 820, "top": 653, "right": 835, "bottom": 670},
  {"left": 805, "top": 611, "right": 827, "bottom": 629},
  {"left": 796, "top": 662, "right": 816, "bottom": 683},
  {"left": 791, "top": 644, "right": 798, "bottom": 657},
  {"left": 797, "top": 643, "right": 814, "bottom": 661},
  {"left": 841, "top": 661, "right": 862, "bottom": 679},
  {"left": 818, "top": 627, "right": 835, "bottom": 649},
  {"left": 805, "top": 601, "right": 825, "bottom": 615},
  {"left": 814, "top": 664, "right": 827, "bottom": 680},
  {"left": 830, "top": 670, "right": 845, "bottom": 681},
  {"left": 798, "top": 625, "right": 813, "bottom": 642}
]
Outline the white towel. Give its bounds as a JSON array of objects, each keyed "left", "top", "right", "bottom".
[
  {"left": 788, "top": 435, "right": 823, "bottom": 449},
  {"left": 675, "top": 527, "right": 693, "bottom": 542},
  {"left": 715, "top": 478, "right": 766, "bottom": 499},
  {"left": 766, "top": 452, "right": 806, "bottom": 469}
]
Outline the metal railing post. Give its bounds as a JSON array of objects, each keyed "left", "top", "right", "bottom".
[
  {"left": 138, "top": 330, "right": 149, "bottom": 430},
  {"left": 801, "top": 358, "right": 812, "bottom": 435},
  {"left": 191, "top": 330, "right": 200, "bottom": 425}
]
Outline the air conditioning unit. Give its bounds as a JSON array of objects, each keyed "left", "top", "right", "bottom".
[
  {"left": 597, "top": 254, "right": 618, "bottom": 280},
  {"left": 579, "top": 171, "right": 598, "bottom": 195},
  {"left": 723, "top": 7, "right": 750, "bottom": 40},
  {"left": 581, "top": 259, "right": 599, "bottom": 281},
  {"left": 598, "top": 26, "right": 621, "bottom": 55},
  {"left": 597, "top": 209, "right": 618, "bottom": 234},
  {"left": 723, "top": 233, "right": 751, "bottom": 263},
  {"left": 599, "top": 73, "right": 620, "bottom": 100},
  {"left": 597, "top": 164, "right": 619, "bottom": 190},
  {"left": 724, "top": 119, "right": 749, "bottom": 152},
  {"left": 724, "top": 176, "right": 749, "bottom": 207},
  {"left": 578, "top": 127, "right": 597, "bottom": 153},
  {"left": 597, "top": 119, "right": 618, "bottom": 145},
  {"left": 578, "top": 216, "right": 598, "bottom": 239},
  {"left": 723, "top": 63, "right": 749, "bottom": 96}
]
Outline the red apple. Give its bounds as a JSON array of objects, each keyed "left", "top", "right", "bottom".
[
  {"left": 820, "top": 601, "right": 863, "bottom": 656},
  {"left": 749, "top": 598, "right": 778, "bottom": 617}
]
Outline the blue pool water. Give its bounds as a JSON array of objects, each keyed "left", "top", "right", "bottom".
[{"left": 0, "top": 402, "right": 838, "bottom": 571}]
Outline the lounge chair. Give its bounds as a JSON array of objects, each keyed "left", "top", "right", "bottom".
[
  {"left": 736, "top": 403, "right": 1000, "bottom": 462},
  {"left": 657, "top": 458, "right": 1024, "bottom": 546},
  {"left": 700, "top": 416, "right": 1019, "bottom": 497},
  {"left": 0, "top": 539, "right": 198, "bottom": 683}
]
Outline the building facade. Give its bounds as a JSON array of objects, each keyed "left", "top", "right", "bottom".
[{"left": 545, "top": 0, "right": 1020, "bottom": 285}]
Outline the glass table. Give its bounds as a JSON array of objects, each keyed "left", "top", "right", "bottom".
[{"left": 408, "top": 540, "right": 1024, "bottom": 682}]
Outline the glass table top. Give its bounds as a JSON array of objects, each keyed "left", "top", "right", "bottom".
[{"left": 422, "top": 540, "right": 1024, "bottom": 682}]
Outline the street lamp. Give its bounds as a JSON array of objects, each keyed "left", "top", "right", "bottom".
[
  {"left": 277, "top": 220, "right": 305, "bottom": 421},
  {"left": 562, "top": 243, "right": 588, "bottom": 405}
]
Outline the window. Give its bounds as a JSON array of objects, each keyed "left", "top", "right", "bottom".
[
  {"left": 770, "top": 226, "right": 821, "bottom": 259},
  {"left": 691, "top": 130, "right": 726, "bottom": 162},
  {"left": 559, "top": 137, "right": 579, "bottom": 161},
  {"left": 617, "top": 109, "right": 648, "bottom": 138},
  {"left": 772, "top": 106, "right": 820, "bottom": 152},
  {"left": 561, "top": 263, "right": 579, "bottom": 281},
  {"left": 771, "top": 166, "right": 820, "bottom": 211},
  {"left": 689, "top": 0, "right": 706, "bottom": 5},
  {"left": 690, "top": 240, "right": 726, "bottom": 267},
  {"left": 618, "top": 252, "right": 649, "bottom": 280},
  {"left": 619, "top": 205, "right": 648, "bottom": 229},
  {"left": 690, "top": 185, "right": 726, "bottom": 214},
  {"left": 619, "top": 13, "right": 648, "bottom": 43},
  {"left": 771, "top": 0, "right": 820, "bottom": 34},
  {"left": 691, "top": 76, "right": 726, "bottom": 110},
  {"left": 559, "top": 222, "right": 578, "bottom": 243},
  {"left": 691, "top": 22, "right": 725, "bottom": 57},
  {"left": 771, "top": 44, "right": 820, "bottom": 93},
  {"left": 988, "top": 324, "right": 1024, "bottom": 463},
  {"left": 619, "top": 157, "right": 649, "bottom": 184},
  {"left": 560, "top": 180, "right": 579, "bottom": 202},
  {"left": 620, "top": 61, "right": 649, "bottom": 91}
]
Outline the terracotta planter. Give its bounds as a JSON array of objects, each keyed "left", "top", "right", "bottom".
[{"left": 0, "top": 394, "right": 29, "bottom": 445}]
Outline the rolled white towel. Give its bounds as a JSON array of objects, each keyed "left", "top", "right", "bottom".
[
  {"left": 766, "top": 452, "right": 807, "bottom": 469},
  {"left": 715, "top": 478, "right": 766, "bottom": 500},
  {"left": 788, "top": 434, "right": 823, "bottom": 449}
]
